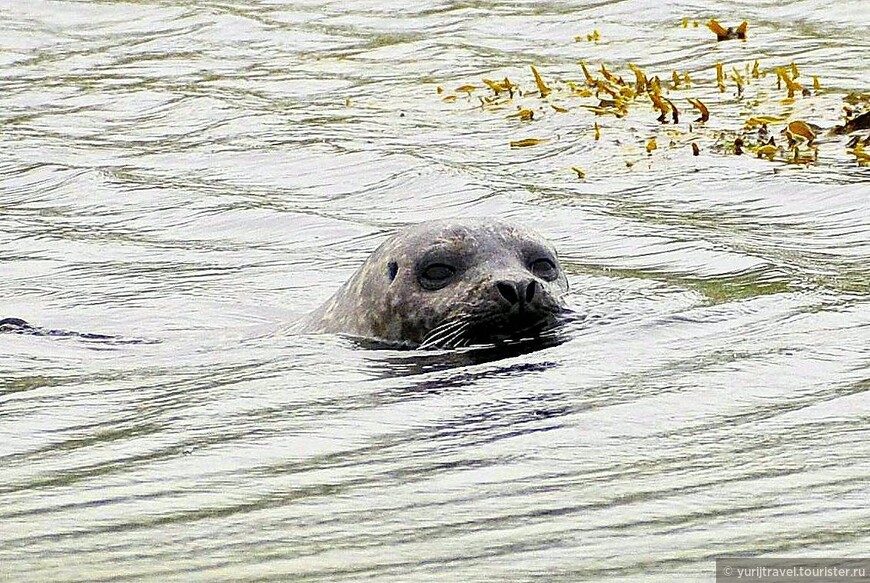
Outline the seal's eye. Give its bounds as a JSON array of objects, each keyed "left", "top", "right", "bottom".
[
  {"left": 529, "top": 258, "right": 558, "bottom": 281},
  {"left": 387, "top": 261, "right": 398, "bottom": 282},
  {"left": 419, "top": 263, "right": 456, "bottom": 290}
]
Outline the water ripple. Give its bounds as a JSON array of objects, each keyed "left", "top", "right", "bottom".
[{"left": 2, "top": 0, "right": 869, "bottom": 581}]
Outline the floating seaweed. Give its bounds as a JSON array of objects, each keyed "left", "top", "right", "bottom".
[
  {"left": 530, "top": 65, "right": 551, "bottom": 98},
  {"left": 437, "top": 54, "right": 866, "bottom": 173},
  {"left": 666, "top": 98, "right": 679, "bottom": 124},
  {"left": 756, "top": 143, "right": 778, "bottom": 161},
  {"left": 745, "top": 115, "right": 786, "bottom": 127},
  {"left": 731, "top": 68, "right": 745, "bottom": 97},
  {"left": 775, "top": 67, "right": 803, "bottom": 99},
  {"left": 510, "top": 138, "right": 550, "bottom": 148},
  {"left": 507, "top": 108, "right": 535, "bottom": 121},
  {"left": 629, "top": 64, "right": 647, "bottom": 95},
  {"left": 786, "top": 120, "right": 816, "bottom": 145},
  {"left": 848, "top": 141, "right": 870, "bottom": 165},
  {"left": 707, "top": 19, "right": 748, "bottom": 41},
  {"left": 833, "top": 111, "right": 870, "bottom": 134},
  {"left": 579, "top": 61, "right": 596, "bottom": 86},
  {"left": 575, "top": 30, "right": 600, "bottom": 42},
  {"left": 844, "top": 92, "right": 869, "bottom": 105},
  {"left": 687, "top": 98, "right": 709, "bottom": 122},
  {"left": 716, "top": 63, "right": 726, "bottom": 92},
  {"left": 482, "top": 77, "right": 517, "bottom": 97},
  {"left": 650, "top": 92, "right": 670, "bottom": 123}
]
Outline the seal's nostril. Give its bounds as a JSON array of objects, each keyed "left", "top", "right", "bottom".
[
  {"left": 496, "top": 281, "right": 519, "bottom": 304},
  {"left": 525, "top": 280, "right": 537, "bottom": 303}
]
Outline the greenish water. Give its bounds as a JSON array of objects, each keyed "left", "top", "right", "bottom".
[{"left": 1, "top": 0, "right": 868, "bottom": 581}]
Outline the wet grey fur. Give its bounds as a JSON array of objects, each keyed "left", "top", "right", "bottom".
[{"left": 298, "top": 218, "right": 569, "bottom": 348}]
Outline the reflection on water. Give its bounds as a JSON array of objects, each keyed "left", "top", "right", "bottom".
[
  {"left": 1, "top": 0, "right": 869, "bottom": 581},
  {"left": 352, "top": 311, "right": 584, "bottom": 377},
  {"left": 363, "top": 340, "right": 564, "bottom": 378}
]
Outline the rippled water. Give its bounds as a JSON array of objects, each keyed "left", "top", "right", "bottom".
[{"left": 2, "top": 0, "right": 869, "bottom": 580}]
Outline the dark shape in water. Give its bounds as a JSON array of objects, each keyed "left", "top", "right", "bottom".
[
  {"left": 832, "top": 111, "right": 870, "bottom": 135},
  {"left": 0, "top": 317, "right": 152, "bottom": 344},
  {"left": 707, "top": 19, "right": 748, "bottom": 41}
]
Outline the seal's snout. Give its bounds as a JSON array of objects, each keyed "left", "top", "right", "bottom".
[
  {"left": 495, "top": 279, "right": 538, "bottom": 308},
  {"left": 524, "top": 280, "right": 538, "bottom": 303}
]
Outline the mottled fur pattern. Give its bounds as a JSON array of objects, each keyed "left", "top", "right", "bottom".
[{"left": 299, "top": 218, "right": 568, "bottom": 348}]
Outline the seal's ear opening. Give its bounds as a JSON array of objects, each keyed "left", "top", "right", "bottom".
[{"left": 387, "top": 261, "right": 398, "bottom": 282}]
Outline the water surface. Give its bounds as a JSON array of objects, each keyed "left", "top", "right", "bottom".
[{"left": 1, "top": 0, "right": 869, "bottom": 581}]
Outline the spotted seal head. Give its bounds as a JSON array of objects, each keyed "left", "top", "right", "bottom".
[{"left": 299, "top": 218, "right": 569, "bottom": 349}]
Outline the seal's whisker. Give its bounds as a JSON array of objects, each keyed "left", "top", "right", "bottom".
[
  {"left": 436, "top": 323, "right": 472, "bottom": 347},
  {"left": 419, "top": 330, "right": 454, "bottom": 349},
  {"left": 438, "top": 323, "right": 473, "bottom": 349},
  {"left": 427, "top": 319, "right": 474, "bottom": 349},
  {"left": 434, "top": 328, "right": 465, "bottom": 349},
  {"left": 419, "top": 318, "right": 471, "bottom": 349},
  {"left": 423, "top": 317, "right": 467, "bottom": 339}
]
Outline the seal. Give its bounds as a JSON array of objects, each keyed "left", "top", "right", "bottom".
[
  {"left": 0, "top": 317, "right": 146, "bottom": 342},
  {"left": 299, "top": 218, "right": 569, "bottom": 349},
  {"left": 0, "top": 318, "right": 34, "bottom": 332}
]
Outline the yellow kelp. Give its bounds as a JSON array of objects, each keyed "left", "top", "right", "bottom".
[
  {"left": 787, "top": 120, "right": 816, "bottom": 145},
  {"left": 507, "top": 108, "right": 535, "bottom": 121},
  {"left": 716, "top": 63, "right": 725, "bottom": 92},
  {"left": 510, "top": 138, "right": 550, "bottom": 148},
  {"left": 706, "top": 19, "right": 748, "bottom": 41},
  {"left": 530, "top": 65, "right": 551, "bottom": 98},
  {"left": 687, "top": 98, "right": 709, "bottom": 122}
]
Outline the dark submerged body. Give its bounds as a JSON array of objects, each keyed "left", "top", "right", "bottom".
[
  {"left": 1, "top": 317, "right": 112, "bottom": 339},
  {"left": 0, "top": 317, "right": 147, "bottom": 343}
]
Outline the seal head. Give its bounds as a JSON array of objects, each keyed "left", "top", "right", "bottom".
[{"left": 299, "top": 218, "right": 569, "bottom": 349}]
